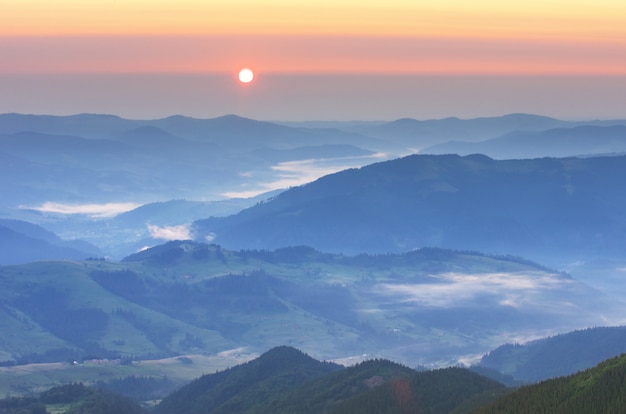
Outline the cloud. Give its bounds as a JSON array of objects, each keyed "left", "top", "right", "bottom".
[
  {"left": 147, "top": 224, "right": 192, "bottom": 240},
  {"left": 222, "top": 153, "right": 388, "bottom": 198},
  {"left": 378, "top": 272, "right": 568, "bottom": 308},
  {"left": 21, "top": 201, "right": 141, "bottom": 218},
  {"left": 222, "top": 159, "right": 346, "bottom": 198}
]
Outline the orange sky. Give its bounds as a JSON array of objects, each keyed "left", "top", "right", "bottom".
[
  {"left": 3, "top": 1, "right": 626, "bottom": 38},
  {"left": 1, "top": 1, "right": 625, "bottom": 120},
  {"left": 2, "top": 1, "right": 626, "bottom": 75}
]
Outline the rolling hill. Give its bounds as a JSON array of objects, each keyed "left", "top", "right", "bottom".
[{"left": 0, "top": 242, "right": 621, "bottom": 368}]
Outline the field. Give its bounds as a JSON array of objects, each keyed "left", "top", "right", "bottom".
[{"left": 0, "top": 349, "right": 256, "bottom": 399}]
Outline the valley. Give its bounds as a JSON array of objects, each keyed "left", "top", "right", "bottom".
[{"left": 2, "top": 112, "right": 626, "bottom": 411}]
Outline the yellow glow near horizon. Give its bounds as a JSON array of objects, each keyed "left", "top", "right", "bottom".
[
  {"left": 3, "top": 0, "right": 626, "bottom": 40},
  {"left": 2, "top": 1, "right": 625, "bottom": 76}
]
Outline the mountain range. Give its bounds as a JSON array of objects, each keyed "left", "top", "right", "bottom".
[
  {"left": 2, "top": 113, "right": 624, "bottom": 204},
  {"left": 3, "top": 112, "right": 626, "bottom": 263}
]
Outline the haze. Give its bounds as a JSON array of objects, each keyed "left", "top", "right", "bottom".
[{"left": 2, "top": 1, "right": 625, "bottom": 120}]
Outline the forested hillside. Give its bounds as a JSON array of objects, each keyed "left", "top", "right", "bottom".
[
  {"left": 155, "top": 346, "right": 508, "bottom": 414},
  {"left": 154, "top": 346, "right": 342, "bottom": 414},
  {"left": 331, "top": 367, "right": 507, "bottom": 414},
  {"left": 474, "top": 353, "right": 626, "bottom": 413}
]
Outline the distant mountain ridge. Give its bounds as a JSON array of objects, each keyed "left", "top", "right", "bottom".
[
  {"left": 352, "top": 113, "right": 626, "bottom": 151},
  {"left": 360, "top": 113, "right": 570, "bottom": 150},
  {"left": 477, "top": 326, "right": 626, "bottom": 383},
  {"left": 0, "top": 219, "right": 100, "bottom": 264},
  {"left": 0, "top": 113, "right": 382, "bottom": 210},
  {"left": 422, "top": 124, "right": 626, "bottom": 158}
]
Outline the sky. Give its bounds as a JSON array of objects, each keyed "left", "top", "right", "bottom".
[{"left": 1, "top": 1, "right": 626, "bottom": 120}]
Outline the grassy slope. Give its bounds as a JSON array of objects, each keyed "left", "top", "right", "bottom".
[
  {"left": 0, "top": 352, "right": 256, "bottom": 398},
  {"left": 0, "top": 242, "right": 617, "bottom": 399},
  {"left": 0, "top": 244, "right": 562, "bottom": 363},
  {"left": 0, "top": 260, "right": 231, "bottom": 359}
]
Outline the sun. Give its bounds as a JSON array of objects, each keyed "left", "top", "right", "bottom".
[{"left": 238, "top": 68, "right": 254, "bottom": 84}]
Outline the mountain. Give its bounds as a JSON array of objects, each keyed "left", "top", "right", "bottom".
[
  {"left": 476, "top": 326, "right": 626, "bottom": 383},
  {"left": 422, "top": 125, "right": 626, "bottom": 159},
  {"left": 0, "top": 219, "right": 100, "bottom": 264},
  {"left": 474, "top": 353, "right": 626, "bottom": 413},
  {"left": 155, "top": 346, "right": 507, "bottom": 414},
  {"left": 154, "top": 346, "right": 342, "bottom": 414},
  {"left": 193, "top": 153, "right": 626, "bottom": 265},
  {"left": 0, "top": 242, "right": 620, "bottom": 366},
  {"left": 255, "top": 358, "right": 416, "bottom": 413}
]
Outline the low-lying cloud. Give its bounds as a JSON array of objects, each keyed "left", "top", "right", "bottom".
[
  {"left": 222, "top": 153, "right": 388, "bottom": 198},
  {"left": 147, "top": 224, "right": 192, "bottom": 240},
  {"left": 378, "top": 272, "right": 568, "bottom": 309},
  {"left": 21, "top": 201, "right": 141, "bottom": 218}
]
